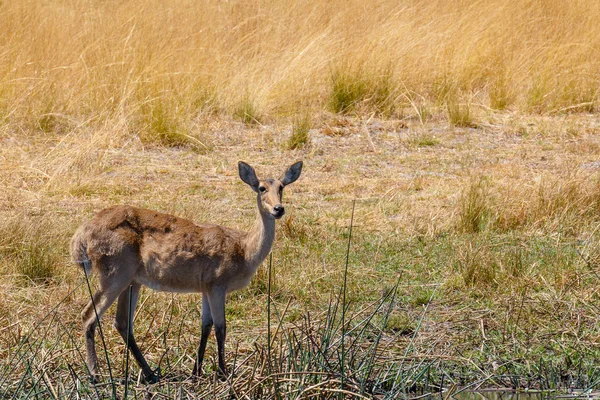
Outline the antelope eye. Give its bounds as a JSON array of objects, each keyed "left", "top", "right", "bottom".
[{"left": 259, "top": 186, "right": 267, "bottom": 193}]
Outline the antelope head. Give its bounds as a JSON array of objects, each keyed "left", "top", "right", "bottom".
[{"left": 238, "top": 161, "right": 303, "bottom": 219}]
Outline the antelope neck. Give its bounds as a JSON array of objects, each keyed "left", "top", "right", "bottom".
[{"left": 243, "top": 197, "right": 276, "bottom": 270}]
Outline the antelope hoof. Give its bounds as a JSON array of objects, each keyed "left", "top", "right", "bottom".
[
  {"left": 88, "top": 374, "right": 99, "bottom": 385},
  {"left": 143, "top": 369, "right": 160, "bottom": 384},
  {"left": 217, "top": 368, "right": 228, "bottom": 382}
]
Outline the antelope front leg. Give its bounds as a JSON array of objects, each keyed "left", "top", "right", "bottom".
[
  {"left": 207, "top": 289, "right": 227, "bottom": 378},
  {"left": 192, "top": 293, "right": 213, "bottom": 376}
]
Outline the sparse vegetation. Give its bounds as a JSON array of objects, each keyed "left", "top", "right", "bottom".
[{"left": 407, "top": 130, "right": 439, "bottom": 147}]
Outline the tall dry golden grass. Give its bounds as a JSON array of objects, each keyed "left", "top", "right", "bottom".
[{"left": 1, "top": 0, "right": 599, "bottom": 134}]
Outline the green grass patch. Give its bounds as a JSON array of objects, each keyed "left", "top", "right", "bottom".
[{"left": 408, "top": 131, "right": 439, "bottom": 147}]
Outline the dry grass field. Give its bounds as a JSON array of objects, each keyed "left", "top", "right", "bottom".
[{"left": 1, "top": 0, "right": 600, "bottom": 398}]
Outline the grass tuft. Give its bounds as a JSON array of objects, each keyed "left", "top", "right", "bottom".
[
  {"left": 138, "top": 100, "right": 211, "bottom": 152},
  {"left": 385, "top": 312, "right": 415, "bottom": 335},
  {"left": 330, "top": 70, "right": 368, "bottom": 114},
  {"left": 408, "top": 130, "right": 439, "bottom": 147},
  {"left": 456, "top": 176, "right": 491, "bottom": 234},
  {"left": 329, "top": 67, "right": 397, "bottom": 115},
  {"left": 447, "top": 97, "right": 475, "bottom": 128},
  {"left": 0, "top": 219, "right": 61, "bottom": 285},
  {"left": 286, "top": 114, "right": 311, "bottom": 150},
  {"left": 489, "top": 75, "right": 513, "bottom": 110},
  {"left": 456, "top": 240, "right": 497, "bottom": 288},
  {"left": 233, "top": 97, "right": 262, "bottom": 125},
  {"left": 139, "top": 101, "right": 187, "bottom": 144},
  {"left": 37, "top": 113, "right": 73, "bottom": 134}
]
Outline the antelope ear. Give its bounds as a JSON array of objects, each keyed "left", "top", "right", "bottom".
[
  {"left": 238, "top": 161, "right": 259, "bottom": 192},
  {"left": 280, "top": 161, "right": 303, "bottom": 186}
]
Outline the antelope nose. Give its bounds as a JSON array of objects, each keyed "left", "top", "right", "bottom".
[{"left": 274, "top": 205, "right": 284, "bottom": 214}]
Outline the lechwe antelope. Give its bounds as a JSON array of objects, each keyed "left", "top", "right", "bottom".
[{"left": 70, "top": 161, "right": 303, "bottom": 383}]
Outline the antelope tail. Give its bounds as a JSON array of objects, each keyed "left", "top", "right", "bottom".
[{"left": 70, "top": 230, "right": 92, "bottom": 276}]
